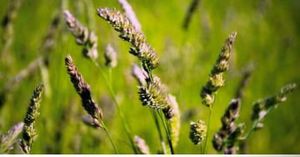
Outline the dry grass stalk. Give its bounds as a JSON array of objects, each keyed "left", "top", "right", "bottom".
[
  {"left": 134, "top": 135, "right": 150, "bottom": 154},
  {"left": 0, "top": 122, "right": 24, "bottom": 153},
  {"left": 97, "top": 8, "right": 159, "bottom": 70},
  {"left": 65, "top": 55, "right": 103, "bottom": 128},
  {"left": 201, "top": 32, "right": 237, "bottom": 107},
  {"left": 20, "top": 84, "right": 44, "bottom": 154},
  {"left": 118, "top": 0, "right": 142, "bottom": 32},
  {"left": 64, "top": 10, "right": 98, "bottom": 60}
]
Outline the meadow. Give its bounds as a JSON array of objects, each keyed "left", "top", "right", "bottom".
[{"left": 0, "top": 0, "right": 300, "bottom": 154}]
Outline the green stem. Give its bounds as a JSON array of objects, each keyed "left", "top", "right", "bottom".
[
  {"left": 157, "top": 110, "right": 174, "bottom": 154},
  {"left": 91, "top": 60, "right": 138, "bottom": 153},
  {"left": 101, "top": 122, "right": 118, "bottom": 153},
  {"left": 243, "top": 106, "right": 275, "bottom": 140},
  {"left": 151, "top": 110, "right": 167, "bottom": 154},
  {"left": 204, "top": 106, "right": 213, "bottom": 154},
  {"left": 238, "top": 106, "right": 276, "bottom": 154}
]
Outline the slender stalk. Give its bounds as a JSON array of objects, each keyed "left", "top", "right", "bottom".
[
  {"left": 157, "top": 110, "right": 174, "bottom": 154},
  {"left": 182, "top": 0, "right": 201, "bottom": 30},
  {"left": 151, "top": 110, "right": 167, "bottom": 154},
  {"left": 91, "top": 59, "right": 138, "bottom": 153},
  {"left": 100, "top": 121, "right": 118, "bottom": 153},
  {"left": 204, "top": 106, "right": 213, "bottom": 154}
]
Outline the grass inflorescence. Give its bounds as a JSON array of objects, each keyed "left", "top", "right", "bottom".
[{"left": 0, "top": 0, "right": 298, "bottom": 155}]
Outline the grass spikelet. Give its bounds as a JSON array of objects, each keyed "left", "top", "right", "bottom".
[
  {"left": 64, "top": 10, "right": 98, "bottom": 60},
  {"left": 20, "top": 84, "right": 44, "bottom": 154},
  {"left": 65, "top": 55, "right": 103, "bottom": 128},
  {"left": 118, "top": 0, "right": 142, "bottom": 32},
  {"left": 97, "top": 8, "right": 159, "bottom": 70},
  {"left": 134, "top": 135, "right": 150, "bottom": 154},
  {"left": 201, "top": 32, "right": 237, "bottom": 107},
  {"left": 131, "top": 64, "right": 148, "bottom": 86},
  {"left": 224, "top": 124, "right": 244, "bottom": 154},
  {"left": 81, "top": 114, "right": 100, "bottom": 128},
  {"left": 0, "top": 122, "right": 24, "bottom": 153},
  {"left": 189, "top": 120, "right": 207, "bottom": 145},
  {"left": 138, "top": 76, "right": 170, "bottom": 110}
]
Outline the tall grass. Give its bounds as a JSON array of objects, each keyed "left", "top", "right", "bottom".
[{"left": 0, "top": 0, "right": 299, "bottom": 154}]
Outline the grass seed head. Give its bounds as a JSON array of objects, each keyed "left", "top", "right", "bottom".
[
  {"left": 189, "top": 120, "right": 207, "bottom": 145},
  {"left": 201, "top": 32, "right": 237, "bottom": 107},
  {"left": 221, "top": 99, "right": 241, "bottom": 127},
  {"left": 213, "top": 99, "right": 242, "bottom": 152},
  {"left": 65, "top": 55, "right": 103, "bottom": 128},
  {"left": 64, "top": 10, "right": 98, "bottom": 60},
  {"left": 20, "top": 84, "right": 44, "bottom": 154},
  {"left": 138, "top": 76, "right": 170, "bottom": 109},
  {"left": 131, "top": 64, "right": 148, "bottom": 86},
  {"left": 118, "top": 0, "right": 141, "bottom": 32},
  {"left": 97, "top": 8, "right": 159, "bottom": 69},
  {"left": 251, "top": 83, "right": 297, "bottom": 122},
  {"left": 134, "top": 135, "right": 150, "bottom": 154}
]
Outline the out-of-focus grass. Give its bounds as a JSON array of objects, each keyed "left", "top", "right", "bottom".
[{"left": 0, "top": 0, "right": 299, "bottom": 154}]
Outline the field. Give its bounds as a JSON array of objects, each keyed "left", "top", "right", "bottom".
[{"left": 0, "top": 0, "right": 300, "bottom": 154}]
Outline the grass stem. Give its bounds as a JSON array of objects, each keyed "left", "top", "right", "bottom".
[
  {"left": 91, "top": 59, "right": 138, "bottom": 153},
  {"left": 204, "top": 106, "right": 213, "bottom": 154},
  {"left": 101, "top": 121, "right": 119, "bottom": 153},
  {"left": 151, "top": 110, "right": 167, "bottom": 154}
]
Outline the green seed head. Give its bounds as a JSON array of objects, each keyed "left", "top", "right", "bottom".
[
  {"left": 20, "top": 84, "right": 44, "bottom": 154},
  {"left": 189, "top": 120, "right": 207, "bottom": 145},
  {"left": 138, "top": 77, "right": 170, "bottom": 109}
]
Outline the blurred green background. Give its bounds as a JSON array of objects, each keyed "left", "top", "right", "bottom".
[{"left": 0, "top": 0, "right": 299, "bottom": 154}]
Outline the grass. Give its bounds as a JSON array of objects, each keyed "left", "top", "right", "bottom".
[{"left": 0, "top": 0, "right": 300, "bottom": 154}]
